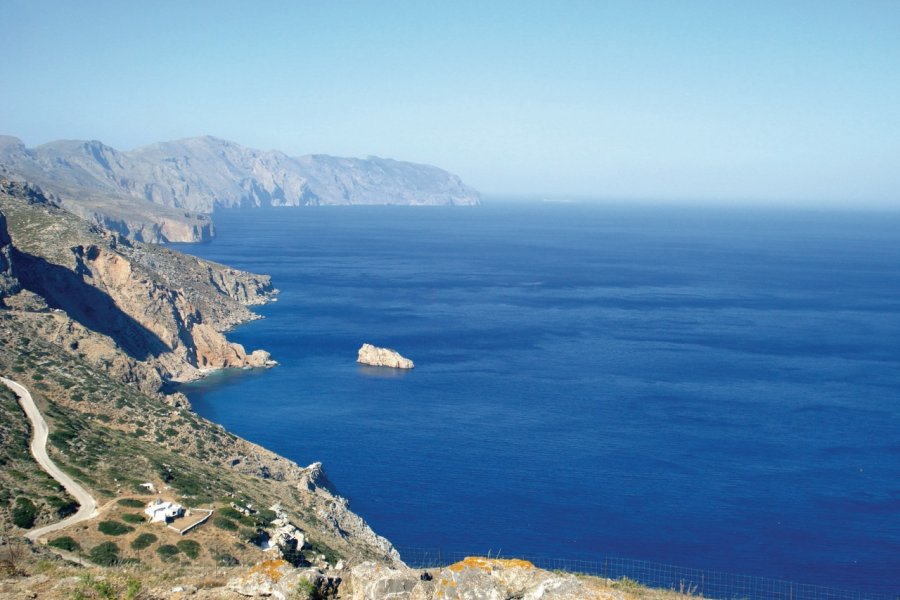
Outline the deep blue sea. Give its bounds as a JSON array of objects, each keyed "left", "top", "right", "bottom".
[{"left": 172, "top": 202, "right": 900, "bottom": 593}]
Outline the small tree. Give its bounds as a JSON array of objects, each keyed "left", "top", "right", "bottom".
[{"left": 0, "top": 538, "right": 28, "bottom": 576}]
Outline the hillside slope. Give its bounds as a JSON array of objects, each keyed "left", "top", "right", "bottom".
[{"left": 0, "top": 183, "right": 399, "bottom": 573}]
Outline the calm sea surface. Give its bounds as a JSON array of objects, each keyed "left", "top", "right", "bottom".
[{"left": 172, "top": 202, "right": 900, "bottom": 593}]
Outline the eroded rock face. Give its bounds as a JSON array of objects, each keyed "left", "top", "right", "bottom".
[
  {"left": 350, "top": 562, "right": 423, "bottom": 600},
  {"left": 265, "top": 504, "right": 307, "bottom": 559},
  {"left": 347, "top": 558, "right": 625, "bottom": 600},
  {"left": 0, "top": 210, "right": 19, "bottom": 302},
  {"left": 357, "top": 343, "right": 414, "bottom": 369},
  {"left": 0, "top": 185, "right": 277, "bottom": 388},
  {"left": 92, "top": 209, "right": 215, "bottom": 243},
  {"left": 227, "top": 560, "right": 334, "bottom": 600}
]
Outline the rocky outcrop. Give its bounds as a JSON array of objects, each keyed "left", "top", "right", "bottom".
[
  {"left": 0, "top": 135, "right": 480, "bottom": 242},
  {"left": 0, "top": 182, "right": 277, "bottom": 388},
  {"left": 225, "top": 557, "right": 622, "bottom": 600},
  {"left": 264, "top": 504, "right": 307, "bottom": 558},
  {"left": 346, "top": 557, "right": 624, "bottom": 600},
  {"left": 228, "top": 560, "right": 342, "bottom": 600},
  {"left": 357, "top": 343, "right": 414, "bottom": 369}
]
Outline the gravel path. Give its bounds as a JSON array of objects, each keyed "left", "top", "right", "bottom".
[{"left": 1, "top": 376, "right": 99, "bottom": 541}]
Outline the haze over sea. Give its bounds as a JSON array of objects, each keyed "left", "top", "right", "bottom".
[{"left": 173, "top": 202, "right": 900, "bottom": 593}]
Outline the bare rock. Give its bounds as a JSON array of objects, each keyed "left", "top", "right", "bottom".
[
  {"left": 349, "top": 562, "right": 423, "bottom": 600},
  {"left": 357, "top": 343, "right": 414, "bottom": 369},
  {"left": 0, "top": 209, "right": 20, "bottom": 302},
  {"left": 228, "top": 561, "right": 340, "bottom": 600},
  {"left": 434, "top": 557, "right": 621, "bottom": 600}
]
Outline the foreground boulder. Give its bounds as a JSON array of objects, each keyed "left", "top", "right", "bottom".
[
  {"left": 348, "top": 557, "right": 626, "bottom": 600},
  {"left": 228, "top": 560, "right": 340, "bottom": 600},
  {"left": 357, "top": 343, "right": 415, "bottom": 369}
]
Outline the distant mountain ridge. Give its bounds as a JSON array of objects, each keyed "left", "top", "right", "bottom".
[{"left": 0, "top": 135, "right": 480, "bottom": 242}]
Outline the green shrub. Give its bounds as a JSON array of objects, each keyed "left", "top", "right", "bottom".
[
  {"left": 121, "top": 513, "right": 145, "bottom": 524},
  {"left": 117, "top": 498, "right": 146, "bottom": 508},
  {"left": 48, "top": 536, "right": 80, "bottom": 552},
  {"left": 12, "top": 497, "right": 38, "bottom": 529},
  {"left": 125, "top": 577, "right": 141, "bottom": 600},
  {"left": 89, "top": 542, "right": 121, "bottom": 566},
  {"left": 98, "top": 520, "right": 134, "bottom": 536},
  {"left": 156, "top": 544, "right": 180, "bottom": 561},
  {"left": 176, "top": 539, "right": 201, "bottom": 559},
  {"left": 213, "top": 516, "right": 238, "bottom": 531},
  {"left": 307, "top": 539, "right": 341, "bottom": 566},
  {"left": 295, "top": 578, "right": 317, "bottom": 600},
  {"left": 218, "top": 506, "right": 244, "bottom": 520},
  {"left": 130, "top": 533, "right": 157, "bottom": 550},
  {"left": 256, "top": 508, "right": 277, "bottom": 525}
]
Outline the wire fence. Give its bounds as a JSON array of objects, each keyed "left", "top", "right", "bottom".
[{"left": 395, "top": 547, "right": 896, "bottom": 600}]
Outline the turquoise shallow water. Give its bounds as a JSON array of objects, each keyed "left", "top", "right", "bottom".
[{"left": 173, "top": 202, "right": 900, "bottom": 593}]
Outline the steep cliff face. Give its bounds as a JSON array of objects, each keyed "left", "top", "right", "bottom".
[
  {"left": 0, "top": 180, "right": 276, "bottom": 387},
  {"left": 88, "top": 203, "right": 215, "bottom": 244},
  {"left": 0, "top": 210, "right": 20, "bottom": 303},
  {"left": 0, "top": 135, "right": 480, "bottom": 225}
]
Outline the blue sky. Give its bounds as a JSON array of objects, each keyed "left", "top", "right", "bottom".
[{"left": 1, "top": 0, "right": 898, "bottom": 204}]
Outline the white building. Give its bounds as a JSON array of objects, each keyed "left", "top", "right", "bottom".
[{"left": 144, "top": 499, "right": 185, "bottom": 523}]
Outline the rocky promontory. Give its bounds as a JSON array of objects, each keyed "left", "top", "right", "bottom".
[
  {"left": 0, "top": 179, "right": 277, "bottom": 391},
  {"left": 357, "top": 343, "right": 415, "bottom": 369}
]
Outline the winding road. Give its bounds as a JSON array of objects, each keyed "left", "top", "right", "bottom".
[{"left": 1, "top": 376, "right": 99, "bottom": 541}]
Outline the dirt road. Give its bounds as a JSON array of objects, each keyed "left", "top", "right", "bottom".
[{"left": 1, "top": 376, "right": 99, "bottom": 540}]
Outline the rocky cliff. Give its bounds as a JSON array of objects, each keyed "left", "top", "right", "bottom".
[
  {"left": 0, "top": 210, "right": 19, "bottom": 303},
  {"left": 0, "top": 179, "right": 275, "bottom": 389},
  {"left": 0, "top": 135, "right": 480, "bottom": 242}
]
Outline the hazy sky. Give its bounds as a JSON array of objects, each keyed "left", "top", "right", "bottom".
[{"left": 2, "top": 1, "right": 898, "bottom": 205}]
